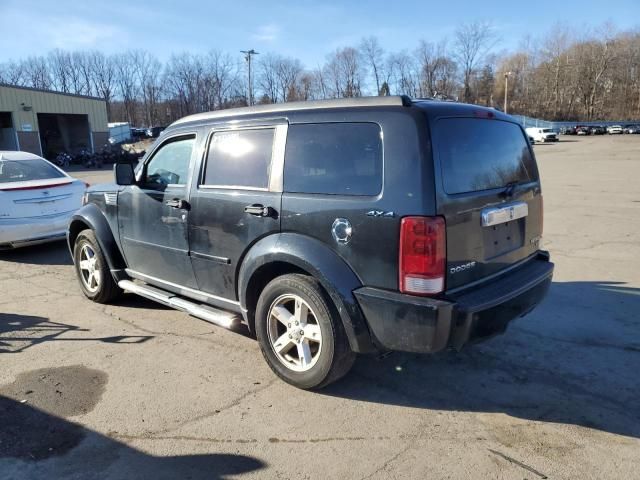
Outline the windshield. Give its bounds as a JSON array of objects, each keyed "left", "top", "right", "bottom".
[
  {"left": 542, "top": 129, "right": 553, "bottom": 133},
  {"left": 0, "top": 159, "right": 66, "bottom": 183},
  {"left": 435, "top": 118, "right": 538, "bottom": 195}
]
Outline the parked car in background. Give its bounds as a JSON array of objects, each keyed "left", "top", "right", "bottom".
[
  {"left": 130, "top": 128, "right": 147, "bottom": 140},
  {"left": 69, "top": 96, "right": 553, "bottom": 389},
  {"left": 0, "top": 151, "right": 87, "bottom": 249},
  {"left": 607, "top": 125, "right": 624, "bottom": 134},
  {"left": 145, "top": 126, "right": 166, "bottom": 138},
  {"left": 590, "top": 125, "right": 607, "bottom": 135},
  {"left": 576, "top": 126, "right": 591, "bottom": 135},
  {"left": 623, "top": 124, "right": 640, "bottom": 134},
  {"left": 526, "top": 127, "right": 559, "bottom": 142}
]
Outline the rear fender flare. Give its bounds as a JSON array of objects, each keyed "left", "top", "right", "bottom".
[{"left": 238, "top": 233, "right": 377, "bottom": 353}]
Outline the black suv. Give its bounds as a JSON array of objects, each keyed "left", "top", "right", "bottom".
[{"left": 69, "top": 96, "right": 553, "bottom": 389}]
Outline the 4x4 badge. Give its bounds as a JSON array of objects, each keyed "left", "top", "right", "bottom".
[{"left": 366, "top": 210, "right": 395, "bottom": 218}]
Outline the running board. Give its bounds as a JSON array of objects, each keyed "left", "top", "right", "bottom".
[{"left": 118, "top": 280, "right": 240, "bottom": 329}]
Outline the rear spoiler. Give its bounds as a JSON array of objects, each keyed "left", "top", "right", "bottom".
[{"left": 0, "top": 179, "right": 74, "bottom": 191}]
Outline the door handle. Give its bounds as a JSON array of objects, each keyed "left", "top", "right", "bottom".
[
  {"left": 166, "top": 198, "right": 190, "bottom": 210},
  {"left": 244, "top": 204, "right": 275, "bottom": 217}
]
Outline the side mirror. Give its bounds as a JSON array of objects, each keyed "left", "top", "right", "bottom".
[{"left": 114, "top": 162, "right": 135, "bottom": 186}]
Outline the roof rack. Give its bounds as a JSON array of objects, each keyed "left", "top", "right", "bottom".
[{"left": 172, "top": 95, "right": 413, "bottom": 126}]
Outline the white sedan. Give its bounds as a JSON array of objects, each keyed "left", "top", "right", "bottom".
[{"left": 0, "top": 151, "right": 87, "bottom": 249}]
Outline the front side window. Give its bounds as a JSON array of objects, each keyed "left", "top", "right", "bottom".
[
  {"left": 283, "top": 122, "right": 382, "bottom": 196},
  {"left": 144, "top": 136, "right": 195, "bottom": 187},
  {"left": 203, "top": 128, "right": 275, "bottom": 189}
]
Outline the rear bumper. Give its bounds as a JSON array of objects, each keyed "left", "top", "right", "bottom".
[
  {"left": 0, "top": 212, "right": 73, "bottom": 249},
  {"left": 354, "top": 253, "right": 553, "bottom": 353}
]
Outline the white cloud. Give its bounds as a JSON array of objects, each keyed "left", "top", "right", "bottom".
[{"left": 251, "top": 24, "right": 280, "bottom": 42}]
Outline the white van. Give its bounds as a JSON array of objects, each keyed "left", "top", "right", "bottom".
[{"left": 525, "top": 127, "right": 558, "bottom": 143}]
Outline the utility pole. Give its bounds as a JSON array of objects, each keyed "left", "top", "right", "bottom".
[
  {"left": 504, "top": 71, "right": 512, "bottom": 114},
  {"left": 241, "top": 49, "right": 259, "bottom": 106}
]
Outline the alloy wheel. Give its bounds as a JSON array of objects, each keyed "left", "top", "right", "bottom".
[
  {"left": 78, "top": 244, "right": 101, "bottom": 293},
  {"left": 267, "top": 294, "right": 323, "bottom": 372}
]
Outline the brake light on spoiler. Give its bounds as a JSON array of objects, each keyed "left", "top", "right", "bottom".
[{"left": 399, "top": 216, "right": 446, "bottom": 296}]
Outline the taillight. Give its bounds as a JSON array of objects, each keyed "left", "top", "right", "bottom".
[{"left": 399, "top": 216, "right": 446, "bottom": 296}]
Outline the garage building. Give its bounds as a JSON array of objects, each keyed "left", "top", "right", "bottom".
[{"left": 0, "top": 84, "right": 109, "bottom": 159}]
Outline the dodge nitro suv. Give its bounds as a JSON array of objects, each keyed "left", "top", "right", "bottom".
[{"left": 69, "top": 96, "right": 553, "bottom": 389}]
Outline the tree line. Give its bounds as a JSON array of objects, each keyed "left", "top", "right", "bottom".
[{"left": 1, "top": 21, "right": 639, "bottom": 125}]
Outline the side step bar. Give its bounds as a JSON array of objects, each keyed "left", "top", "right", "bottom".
[{"left": 118, "top": 280, "right": 240, "bottom": 329}]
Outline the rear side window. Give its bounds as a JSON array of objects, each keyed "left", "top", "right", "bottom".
[
  {"left": 284, "top": 122, "right": 382, "bottom": 196},
  {"left": 434, "top": 118, "right": 537, "bottom": 194},
  {"left": 0, "top": 159, "right": 65, "bottom": 183},
  {"left": 203, "top": 128, "right": 275, "bottom": 189}
]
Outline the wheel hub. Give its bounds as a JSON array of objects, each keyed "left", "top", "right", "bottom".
[{"left": 267, "top": 294, "right": 323, "bottom": 372}]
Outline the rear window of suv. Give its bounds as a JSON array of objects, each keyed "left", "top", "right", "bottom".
[
  {"left": 284, "top": 122, "right": 382, "bottom": 196},
  {"left": 434, "top": 118, "right": 538, "bottom": 194}
]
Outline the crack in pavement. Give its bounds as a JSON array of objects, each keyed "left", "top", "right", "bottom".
[
  {"left": 152, "top": 377, "right": 279, "bottom": 436},
  {"left": 488, "top": 448, "right": 548, "bottom": 479},
  {"left": 359, "top": 444, "right": 412, "bottom": 480}
]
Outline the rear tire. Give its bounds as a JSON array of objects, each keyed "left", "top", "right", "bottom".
[
  {"left": 73, "top": 230, "right": 121, "bottom": 303},
  {"left": 255, "top": 274, "right": 355, "bottom": 389}
]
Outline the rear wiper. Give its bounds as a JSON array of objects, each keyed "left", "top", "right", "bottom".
[{"left": 499, "top": 181, "right": 518, "bottom": 198}]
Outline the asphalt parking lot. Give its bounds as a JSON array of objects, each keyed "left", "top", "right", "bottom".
[{"left": 1, "top": 135, "right": 639, "bottom": 479}]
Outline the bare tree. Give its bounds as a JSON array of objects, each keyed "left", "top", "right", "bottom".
[
  {"left": 130, "top": 50, "right": 163, "bottom": 125},
  {"left": 360, "top": 36, "right": 385, "bottom": 95},
  {"left": 22, "top": 56, "right": 52, "bottom": 90},
  {"left": 89, "top": 52, "right": 117, "bottom": 119},
  {"left": 48, "top": 49, "right": 72, "bottom": 93},
  {"left": 324, "top": 47, "right": 365, "bottom": 98},
  {"left": 277, "top": 57, "right": 302, "bottom": 102},
  {"left": 387, "top": 51, "right": 419, "bottom": 96},
  {"left": 453, "top": 21, "right": 497, "bottom": 102},
  {"left": 204, "top": 50, "right": 240, "bottom": 110},
  {"left": 114, "top": 52, "right": 139, "bottom": 124},
  {"left": 0, "top": 60, "right": 26, "bottom": 85}
]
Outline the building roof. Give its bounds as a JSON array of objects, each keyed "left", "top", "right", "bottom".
[{"left": 0, "top": 83, "right": 106, "bottom": 102}]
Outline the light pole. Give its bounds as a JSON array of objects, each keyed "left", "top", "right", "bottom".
[
  {"left": 503, "top": 71, "right": 512, "bottom": 114},
  {"left": 241, "top": 49, "right": 259, "bottom": 106}
]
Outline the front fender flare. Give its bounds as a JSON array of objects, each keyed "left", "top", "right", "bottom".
[
  {"left": 67, "top": 203, "right": 126, "bottom": 272},
  {"left": 238, "top": 233, "right": 377, "bottom": 353}
]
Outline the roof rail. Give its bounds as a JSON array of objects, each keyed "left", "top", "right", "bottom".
[{"left": 172, "top": 95, "right": 413, "bottom": 126}]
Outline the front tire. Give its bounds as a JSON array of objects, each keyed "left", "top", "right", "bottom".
[
  {"left": 73, "top": 230, "right": 121, "bottom": 303},
  {"left": 255, "top": 274, "right": 355, "bottom": 389}
]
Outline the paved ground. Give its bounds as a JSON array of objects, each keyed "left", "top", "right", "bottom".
[{"left": 1, "top": 135, "right": 639, "bottom": 479}]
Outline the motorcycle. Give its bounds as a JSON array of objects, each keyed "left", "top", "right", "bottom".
[{"left": 54, "top": 152, "right": 71, "bottom": 168}]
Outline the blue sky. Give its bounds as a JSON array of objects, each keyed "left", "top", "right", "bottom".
[{"left": 1, "top": 0, "right": 639, "bottom": 66}]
